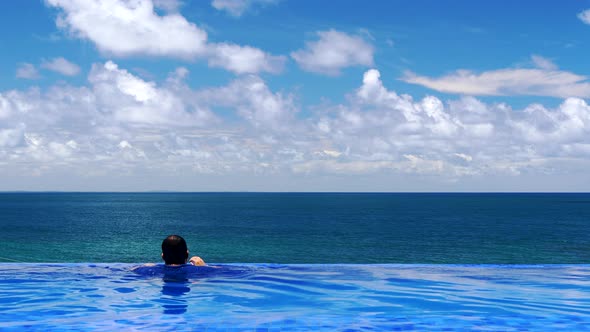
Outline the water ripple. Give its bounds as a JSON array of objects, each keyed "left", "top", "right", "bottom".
[{"left": 0, "top": 263, "right": 589, "bottom": 331}]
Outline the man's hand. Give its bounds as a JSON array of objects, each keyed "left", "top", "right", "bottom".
[{"left": 189, "top": 256, "right": 206, "bottom": 266}]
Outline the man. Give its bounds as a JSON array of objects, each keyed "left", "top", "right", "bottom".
[{"left": 161, "top": 234, "right": 206, "bottom": 266}]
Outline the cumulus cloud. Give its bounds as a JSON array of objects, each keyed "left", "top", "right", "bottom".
[
  {"left": 509, "top": 98, "right": 590, "bottom": 144},
  {"left": 1, "top": 60, "right": 301, "bottom": 180},
  {"left": 402, "top": 56, "right": 590, "bottom": 98},
  {"left": 46, "top": 0, "right": 208, "bottom": 57},
  {"left": 0, "top": 125, "right": 25, "bottom": 148},
  {"left": 211, "top": 0, "right": 277, "bottom": 17},
  {"left": 291, "top": 30, "right": 374, "bottom": 75},
  {"left": 299, "top": 69, "right": 590, "bottom": 178},
  {"left": 3, "top": 62, "right": 590, "bottom": 189},
  {"left": 0, "top": 94, "right": 11, "bottom": 119},
  {"left": 0, "top": 61, "right": 223, "bottom": 176},
  {"left": 578, "top": 9, "right": 590, "bottom": 25},
  {"left": 46, "top": 0, "right": 284, "bottom": 74},
  {"left": 16, "top": 63, "right": 40, "bottom": 79},
  {"left": 195, "top": 74, "right": 297, "bottom": 130},
  {"left": 207, "top": 43, "right": 286, "bottom": 74},
  {"left": 41, "top": 57, "right": 81, "bottom": 76},
  {"left": 88, "top": 61, "right": 215, "bottom": 126}
]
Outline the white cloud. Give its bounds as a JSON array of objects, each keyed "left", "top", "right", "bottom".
[
  {"left": 211, "top": 0, "right": 277, "bottom": 17},
  {"left": 0, "top": 125, "right": 25, "bottom": 148},
  {"left": 88, "top": 61, "right": 216, "bottom": 126},
  {"left": 118, "top": 140, "right": 132, "bottom": 149},
  {"left": 46, "top": 0, "right": 208, "bottom": 57},
  {"left": 322, "top": 149, "right": 341, "bottom": 158},
  {"left": 196, "top": 74, "right": 297, "bottom": 130},
  {"left": 303, "top": 69, "right": 590, "bottom": 179},
  {"left": 578, "top": 9, "right": 590, "bottom": 25},
  {"left": 454, "top": 153, "right": 473, "bottom": 162},
  {"left": 207, "top": 43, "right": 286, "bottom": 74},
  {"left": 49, "top": 141, "right": 75, "bottom": 158},
  {"left": 16, "top": 63, "right": 40, "bottom": 79},
  {"left": 403, "top": 62, "right": 590, "bottom": 98},
  {"left": 510, "top": 98, "right": 590, "bottom": 144},
  {"left": 3, "top": 63, "right": 590, "bottom": 189},
  {"left": 46, "top": 0, "right": 284, "bottom": 74},
  {"left": 41, "top": 57, "right": 81, "bottom": 76},
  {"left": 0, "top": 94, "right": 12, "bottom": 119},
  {"left": 291, "top": 30, "right": 374, "bottom": 75},
  {"left": 531, "top": 55, "right": 557, "bottom": 70}
]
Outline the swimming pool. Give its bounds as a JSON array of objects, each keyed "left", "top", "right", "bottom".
[{"left": 1, "top": 264, "right": 589, "bottom": 331}]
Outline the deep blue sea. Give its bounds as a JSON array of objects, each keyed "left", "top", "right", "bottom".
[{"left": 1, "top": 193, "right": 589, "bottom": 264}]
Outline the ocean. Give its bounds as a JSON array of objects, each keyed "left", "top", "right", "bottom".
[{"left": 1, "top": 193, "right": 589, "bottom": 264}]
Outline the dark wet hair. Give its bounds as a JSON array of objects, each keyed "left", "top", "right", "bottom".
[{"left": 161, "top": 235, "right": 188, "bottom": 265}]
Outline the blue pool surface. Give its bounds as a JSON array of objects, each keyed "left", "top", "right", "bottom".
[{"left": 1, "top": 264, "right": 589, "bottom": 331}]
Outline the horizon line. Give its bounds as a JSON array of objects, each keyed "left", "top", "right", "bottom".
[{"left": 0, "top": 191, "right": 589, "bottom": 194}]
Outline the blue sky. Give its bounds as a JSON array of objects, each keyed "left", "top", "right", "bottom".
[{"left": 1, "top": 0, "right": 590, "bottom": 191}]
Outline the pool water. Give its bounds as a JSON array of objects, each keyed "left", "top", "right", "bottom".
[{"left": 1, "top": 264, "right": 589, "bottom": 331}]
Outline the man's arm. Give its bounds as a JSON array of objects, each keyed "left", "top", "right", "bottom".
[{"left": 189, "top": 256, "right": 206, "bottom": 266}]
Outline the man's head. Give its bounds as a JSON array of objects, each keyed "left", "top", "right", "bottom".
[{"left": 161, "top": 235, "right": 189, "bottom": 265}]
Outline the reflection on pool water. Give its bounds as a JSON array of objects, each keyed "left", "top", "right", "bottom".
[{"left": 1, "top": 264, "right": 589, "bottom": 331}]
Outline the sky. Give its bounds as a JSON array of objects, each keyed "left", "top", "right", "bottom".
[{"left": 1, "top": 0, "right": 590, "bottom": 191}]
